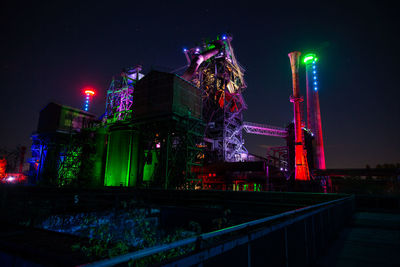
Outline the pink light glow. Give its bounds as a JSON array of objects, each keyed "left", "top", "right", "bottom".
[{"left": 84, "top": 88, "right": 96, "bottom": 95}]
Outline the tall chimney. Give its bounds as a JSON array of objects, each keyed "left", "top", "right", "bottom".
[
  {"left": 304, "top": 54, "right": 326, "bottom": 169},
  {"left": 288, "top": 51, "right": 310, "bottom": 181}
]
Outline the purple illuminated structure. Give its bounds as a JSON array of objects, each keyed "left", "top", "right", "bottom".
[
  {"left": 104, "top": 66, "right": 144, "bottom": 123},
  {"left": 182, "top": 34, "right": 248, "bottom": 162}
]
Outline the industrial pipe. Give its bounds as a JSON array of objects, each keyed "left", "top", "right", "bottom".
[{"left": 181, "top": 41, "right": 223, "bottom": 81}]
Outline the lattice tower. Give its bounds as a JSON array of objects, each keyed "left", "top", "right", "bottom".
[{"left": 104, "top": 66, "right": 143, "bottom": 123}]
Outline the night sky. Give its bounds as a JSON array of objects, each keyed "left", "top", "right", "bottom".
[{"left": 1, "top": 1, "right": 399, "bottom": 168}]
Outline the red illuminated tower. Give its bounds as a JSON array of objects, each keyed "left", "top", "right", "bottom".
[
  {"left": 304, "top": 54, "right": 326, "bottom": 169},
  {"left": 288, "top": 51, "right": 310, "bottom": 181}
]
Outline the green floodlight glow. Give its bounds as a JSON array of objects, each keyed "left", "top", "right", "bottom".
[
  {"left": 208, "top": 44, "right": 216, "bottom": 50},
  {"left": 304, "top": 56, "right": 314, "bottom": 63},
  {"left": 303, "top": 53, "right": 317, "bottom": 64}
]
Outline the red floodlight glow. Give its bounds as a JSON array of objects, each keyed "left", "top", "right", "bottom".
[{"left": 84, "top": 89, "right": 95, "bottom": 96}]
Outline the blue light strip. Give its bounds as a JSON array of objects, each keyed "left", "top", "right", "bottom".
[
  {"left": 312, "top": 61, "right": 318, "bottom": 91},
  {"left": 84, "top": 94, "right": 90, "bottom": 111}
]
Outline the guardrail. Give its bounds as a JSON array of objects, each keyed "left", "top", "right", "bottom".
[{"left": 82, "top": 195, "right": 354, "bottom": 267}]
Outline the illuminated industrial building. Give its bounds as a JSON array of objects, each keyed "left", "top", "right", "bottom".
[
  {"left": 103, "top": 71, "right": 203, "bottom": 188},
  {"left": 27, "top": 35, "right": 328, "bottom": 191}
]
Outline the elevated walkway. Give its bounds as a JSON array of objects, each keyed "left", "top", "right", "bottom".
[{"left": 317, "top": 212, "right": 400, "bottom": 267}]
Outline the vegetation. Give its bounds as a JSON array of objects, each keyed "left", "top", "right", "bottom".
[{"left": 67, "top": 201, "right": 201, "bottom": 265}]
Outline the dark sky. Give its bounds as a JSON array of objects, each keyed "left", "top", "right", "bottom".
[{"left": 1, "top": 1, "right": 399, "bottom": 168}]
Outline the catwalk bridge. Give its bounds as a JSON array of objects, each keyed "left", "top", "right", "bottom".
[{"left": 243, "top": 121, "right": 288, "bottom": 138}]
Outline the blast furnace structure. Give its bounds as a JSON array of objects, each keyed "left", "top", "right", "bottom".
[
  {"left": 28, "top": 34, "right": 328, "bottom": 191},
  {"left": 182, "top": 35, "right": 248, "bottom": 163}
]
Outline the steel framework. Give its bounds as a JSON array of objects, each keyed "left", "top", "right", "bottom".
[
  {"left": 29, "top": 107, "right": 98, "bottom": 186},
  {"left": 182, "top": 35, "right": 248, "bottom": 162},
  {"left": 266, "top": 146, "right": 289, "bottom": 173},
  {"left": 133, "top": 114, "right": 204, "bottom": 188},
  {"left": 57, "top": 136, "right": 82, "bottom": 186},
  {"left": 29, "top": 131, "right": 82, "bottom": 186},
  {"left": 243, "top": 121, "right": 288, "bottom": 138},
  {"left": 104, "top": 66, "right": 144, "bottom": 123}
]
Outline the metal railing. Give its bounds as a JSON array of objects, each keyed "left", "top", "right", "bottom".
[{"left": 81, "top": 195, "right": 354, "bottom": 267}]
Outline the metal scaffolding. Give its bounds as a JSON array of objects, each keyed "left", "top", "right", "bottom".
[
  {"left": 57, "top": 137, "right": 82, "bottom": 186},
  {"left": 104, "top": 66, "right": 144, "bottom": 124},
  {"left": 29, "top": 103, "right": 98, "bottom": 185},
  {"left": 182, "top": 35, "right": 248, "bottom": 162},
  {"left": 134, "top": 114, "right": 204, "bottom": 189}
]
